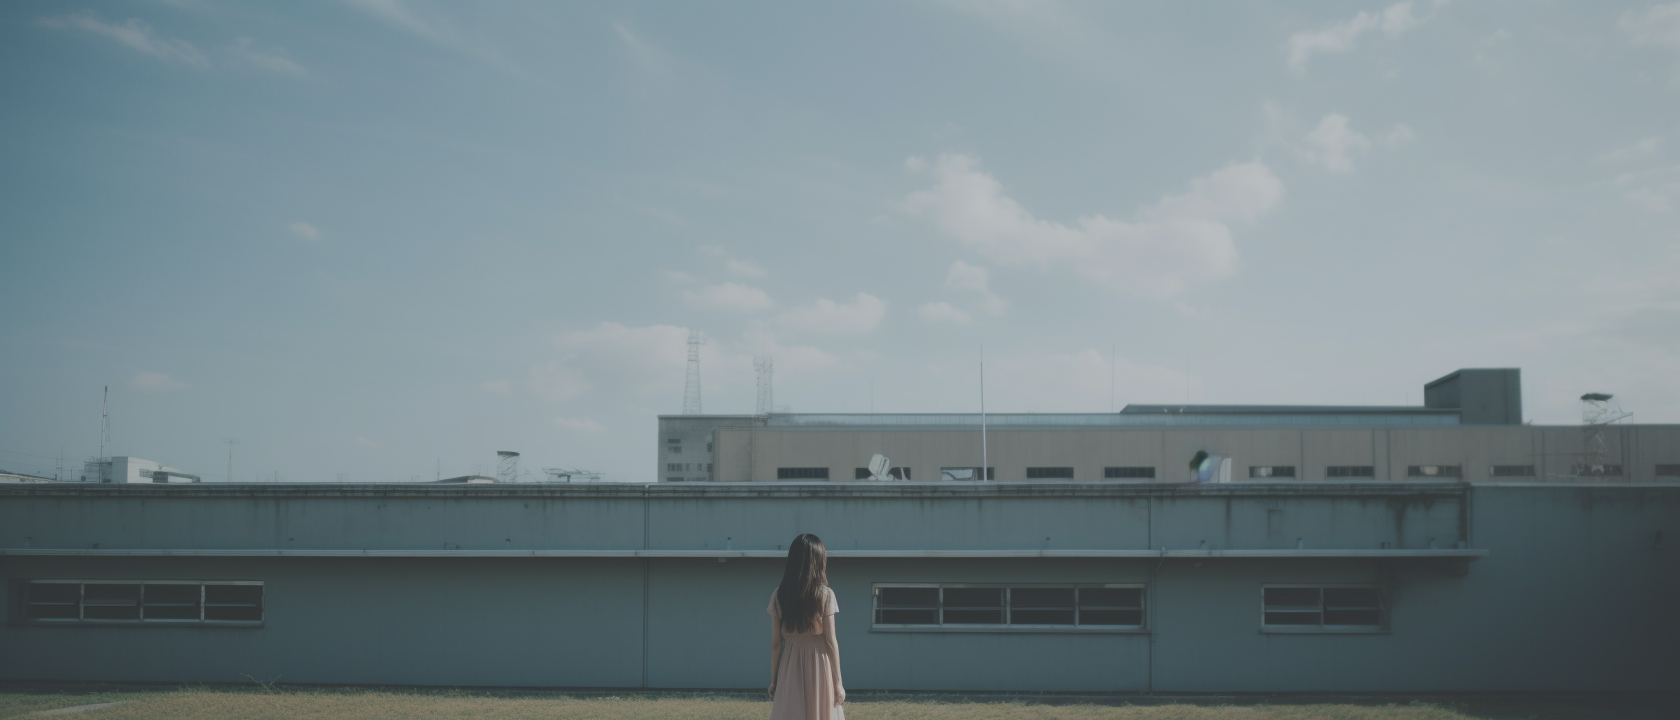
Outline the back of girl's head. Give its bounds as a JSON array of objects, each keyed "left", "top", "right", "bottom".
[{"left": 777, "top": 533, "right": 827, "bottom": 633}]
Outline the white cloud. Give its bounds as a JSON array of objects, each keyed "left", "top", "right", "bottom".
[
  {"left": 553, "top": 417, "right": 604, "bottom": 432},
  {"left": 130, "top": 371, "right": 187, "bottom": 392},
  {"left": 726, "top": 259, "right": 766, "bottom": 276},
  {"left": 289, "top": 221, "right": 321, "bottom": 240},
  {"left": 544, "top": 322, "right": 692, "bottom": 397},
  {"left": 1615, "top": 166, "right": 1680, "bottom": 213},
  {"left": 944, "top": 260, "right": 1009, "bottom": 315},
  {"left": 481, "top": 379, "right": 510, "bottom": 395},
  {"left": 528, "top": 363, "right": 590, "bottom": 400},
  {"left": 773, "top": 293, "right": 887, "bottom": 335},
  {"left": 918, "top": 301, "right": 974, "bottom": 325},
  {"left": 344, "top": 0, "right": 522, "bottom": 74},
  {"left": 1301, "top": 113, "right": 1373, "bottom": 173},
  {"left": 1384, "top": 124, "right": 1416, "bottom": 148},
  {"left": 1599, "top": 137, "right": 1662, "bottom": 163},
  {"left": 1623, "top": 4, "right": 1680, "bottom": 47},
  {"left": 40, "top": 10, "right": 209, "bottom": 68},
  {"left": 231, "top": 38, "right": 307, "bottom": 78},
  {"left": 684, "top": 283, "right": 774, "bottom": 312},
  {"left": 1288, "top": 2, "right": 1420, "bottom": 71},
  {"left": 906, "top": 154, "right": 1282, "bottom": 299}
]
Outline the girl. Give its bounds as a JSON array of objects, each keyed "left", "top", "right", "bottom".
[{"left": 767, "top": 533, "right": 845, "bottom": 720}]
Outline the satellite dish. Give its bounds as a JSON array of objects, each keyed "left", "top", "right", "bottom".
[
  {"left": 868, "top": 454, "right": 891, "bottom": 481},
  {"left": 1195, "top": 453, "right": 1225, "bottom": 483}
]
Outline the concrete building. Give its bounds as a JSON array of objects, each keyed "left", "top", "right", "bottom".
[
  {"left": 80, "top": 456, "right": 200, "bottom": 484},
  {"left": 3, "top": 367, "right": 1675, "bottom": 692},
  {"left": 662, "top": 369, "right": 1680, "bottom": 484},
  {"left": 0, "top": 481, "right": 1675, "bottom": 691},
  {"left": 0, "top": 470, "right": 53, "bottom": 484}
]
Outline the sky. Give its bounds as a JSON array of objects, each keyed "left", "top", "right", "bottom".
[{"left": 1, "top": 0, "right": 1677, "bottom": 484}]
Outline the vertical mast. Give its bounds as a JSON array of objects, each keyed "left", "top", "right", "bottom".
[
  {"left": 980, "top": 346, "right": 987, "bottom": 482},
  {"left": 99, "top": 386, "right": 108, "bottom": 462}
]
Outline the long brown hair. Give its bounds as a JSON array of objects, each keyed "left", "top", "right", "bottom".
[{"left": 776, "top": 533, "right": 828, "bottom": 634}]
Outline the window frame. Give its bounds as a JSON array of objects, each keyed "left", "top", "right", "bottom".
[
  {"left": 870, "top": 583, "right": 1147, "bottom": 634},
  {"left": 1103, "top": 466, "right": 1156, "bottom": 479},
  {"left": 1259, "top": 583, "right": 1387, "bottom": 634},
  {"left": 1248, "top": 465, "right": 1297, "bottom": 479},
  {"left": 1024, "top": 467, "right": 1074, "bottom": 480},
  {"left": 776, "top": 467, "right": 829, "bottom": 480},
  {"left": 14, "top": 579, "right": 264, "bottom": 627},
  {"left": 1325, "top": 465, "right": 1375, "bottom": 479}
]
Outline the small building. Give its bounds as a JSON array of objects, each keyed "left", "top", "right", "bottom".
[
  {"left": 0, "top": 470, "right": 53, "bottom": 484},
  {"left": 81, "top": 457, "right": 200, "bottom": 484}
]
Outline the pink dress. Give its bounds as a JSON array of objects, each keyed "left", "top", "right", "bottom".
[{"left": 768, "top": 587, "right": 844, "bottom": 720}]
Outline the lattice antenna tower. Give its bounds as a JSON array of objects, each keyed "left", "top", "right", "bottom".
[
  {"left": 1578, "top": 393, "right": 1631, "bottom": 477},
  {"left": 683, "top": 330, "right": 703, "bottom": 414},
  {"left": 496, "top": 451, "right": 521, "bottom": 484},
  {"left": 755, "top": 356, "right": 774, "bottom": 416}
]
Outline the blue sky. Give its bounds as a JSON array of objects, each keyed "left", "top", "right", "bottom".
[{"left": 2, "top": 0, "right": 1677, "bottom": 483}]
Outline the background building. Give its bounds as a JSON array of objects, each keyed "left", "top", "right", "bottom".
[
  {"left": 80, "top": 457, "right": 200, "bottom": 484},
  {"left": 665, "top": 369, "right": 1679, "bottom": 484}
]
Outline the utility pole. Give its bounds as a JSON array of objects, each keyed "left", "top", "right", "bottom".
[{"left": 980, "top": 345, "right": 988, "bottom": 482}]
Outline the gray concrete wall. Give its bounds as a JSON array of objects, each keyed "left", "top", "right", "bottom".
[{"left": 2, "top": 483, "right": 1676, "bottom": 692}]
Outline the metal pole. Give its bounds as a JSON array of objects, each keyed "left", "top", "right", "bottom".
[{"left": 980, "top": 346, "right": 987, "bottom": 482}]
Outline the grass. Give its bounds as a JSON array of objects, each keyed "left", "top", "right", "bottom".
[{"left": 0, "top": 686, "right": 1672, "bottom": 720}]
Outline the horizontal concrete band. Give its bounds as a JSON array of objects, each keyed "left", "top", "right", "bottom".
[
  {"left": 0, "top": 481, "right": 1483, "bottom": 499},
  {"left": 0, "top": 548, "right": 1488, "bottom": 559}
]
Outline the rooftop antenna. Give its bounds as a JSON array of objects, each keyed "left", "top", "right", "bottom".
[
  {"left": 980, "top": 345, "right": 988, "bottom": 482},
  {"left": 496, "top": 451, "right": 521, "bottom": 484},
  {"left": 224, "top": 437, "right": 238, "bottom": 483},
  {"left": 1578, "top": 393, "right": 1631, "bottom": 478},
  {"left": 1110, "top": 345, "right": 1116, "bottom": 413},
  {"left": 683, "top": 330, "right": 703, "bottom": 414},
  {"left": 754, "top": 356, "right": 774, "bottom": 416},
  {"left": 99, "top": 385, "right": 109, "bottom": 463}
]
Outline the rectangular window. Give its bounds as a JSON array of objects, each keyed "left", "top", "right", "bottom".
[
  {"left": 1248, "top": 465, "right": 1296, "bottom": 478},
  {"left": 669, "top": 446, "right": 681, "bottom": 454},
  {"left": 707, "top": 442, "right": 713, "bottom": 452},
  {"left": 1262, "top": 586, "right": 1382, "bottom": 631},
  {"left": 666, "top": 463, "right": 682, "bottom": 472},
  {"left": 1406, "top": 465, "right": 1462, "bottom": 478},
  {"left": 667, "top": 438, "right": 680, "bottom": 444},
  {"left": 873, "top": 585, "right": 1143, "bottom": 630},
  {"left": 1325, "top": 466, "right": 1375, "bottom": 478},
  {"left": 18, "top": 581, "right": 262, "bottom": 625},
  {"left": 939, "top": 467, "right": 994, "bottom": 481},
  {"left": 855, "top": 467, "right": 911, "bottom": 480},
  {"left": 1657, "top": 464, "right": 1680, "bottom": 477},
  {"left": 1025, "top": 467, "right": 1074, "bottom": 480},
  {"left": 1571, "top": 464, "right": 1624, "bottom": 477},
  {"left": 776, "top": 467, "right": 829, "bottom": 480},
  {"left": 1104, "top": 466, "right": 1155, "bottom": 479},
  {"left": 1489, "top": 465, "right": 1536, "bottom": 477}
]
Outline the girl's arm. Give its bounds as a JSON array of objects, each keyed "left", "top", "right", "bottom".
[
  {"left": 768, "top": 617, "right": 784, "bottom": 698},
  {"left": 823, "top": 611, "right": 845, "bottom": 704}
]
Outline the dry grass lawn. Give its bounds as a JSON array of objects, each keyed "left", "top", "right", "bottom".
[{"left": 0, "top": 687, "right": 1671, "bottom": 720}]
